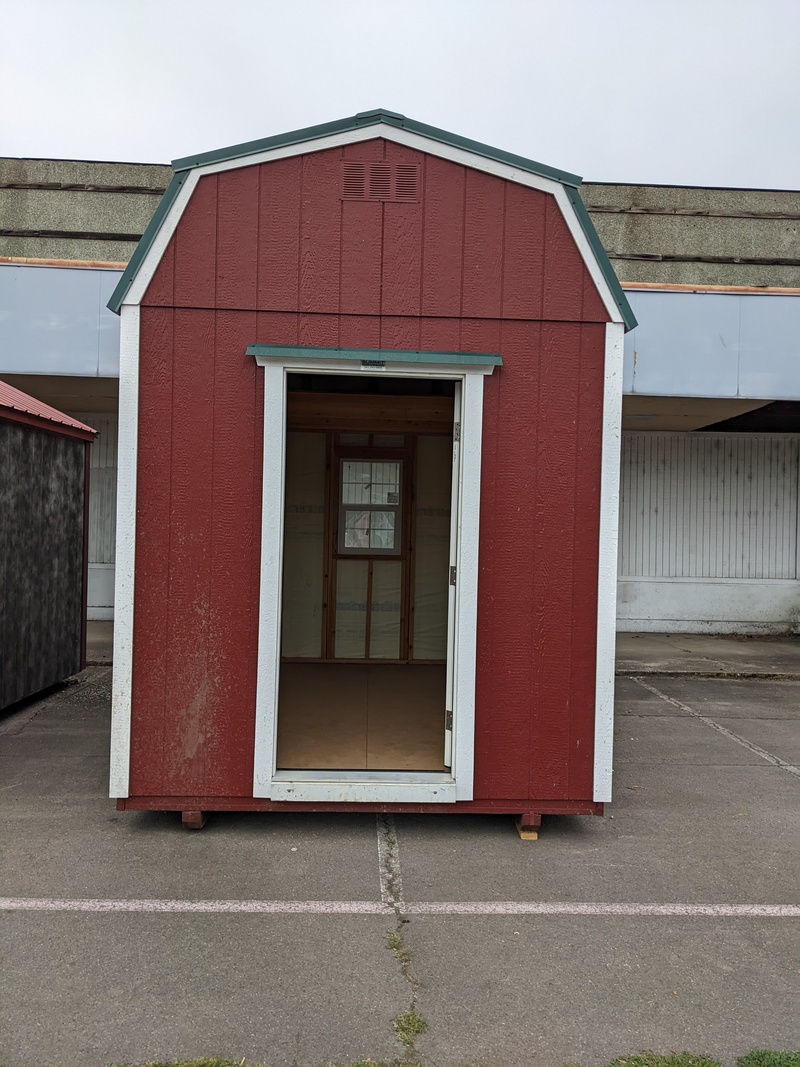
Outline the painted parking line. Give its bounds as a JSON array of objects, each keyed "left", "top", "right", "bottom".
[
  {"left": 403, "top": 901, "right": 800, "bottom": 917},
  {"left": 1, "top": 897, "right": 797, "bottom": 917},
  {"left": 633, "top": 676, "right": 800, "bottom": 780},
  {"left": 0, "top": 897, "right": 394, "bottom": 914}
]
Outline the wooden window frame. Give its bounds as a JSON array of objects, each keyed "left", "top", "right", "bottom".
[{"left": 329, "top": 438, "right": 413, "bottom": 661}]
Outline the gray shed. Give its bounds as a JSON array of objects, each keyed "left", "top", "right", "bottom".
[{"left": 0, "top": 381, "right": 96, "bottom": 710}]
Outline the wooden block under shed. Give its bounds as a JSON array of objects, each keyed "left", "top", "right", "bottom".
[
  {"left": 515, "top": 813, "right": 541, "bottom": 840},
  {"left": 182, "top": 810, "right": 208, "bottom": 830}
]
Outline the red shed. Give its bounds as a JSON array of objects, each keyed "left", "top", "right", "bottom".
[{"left": 108, "top": 110, "right": 635, "bottom": 833}]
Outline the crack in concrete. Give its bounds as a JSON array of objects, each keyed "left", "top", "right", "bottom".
[{"left": 376, "top": 814, "right": 426, "bottom": 1065}]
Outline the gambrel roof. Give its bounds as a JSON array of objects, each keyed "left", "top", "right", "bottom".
[{"left": 108, "top": 108, "right": 636, "bottom": 330}]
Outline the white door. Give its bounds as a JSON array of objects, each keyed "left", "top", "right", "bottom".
[{"left": 444, "top": 381, "right": 462, "bottom": 768}]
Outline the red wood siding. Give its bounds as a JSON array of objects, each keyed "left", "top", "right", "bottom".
[
  {"left": 144, "top": 142, "right": 608, "bottom": 326},
  {"left": 133, "top": 139, "right": 609, "bottom": 804},
  {"left": 130, "top": 306, "right": 262, "bottom": 797}
]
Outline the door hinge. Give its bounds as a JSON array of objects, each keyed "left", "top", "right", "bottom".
[
  {"left": 445, "top": 709, "right": 453, "bottom": 731},
  {"left": 454, "top": 421, "right": 461, "bottom": 442},
  {"left": 449, "top": 565, "right": 457, "bottom": 586}
]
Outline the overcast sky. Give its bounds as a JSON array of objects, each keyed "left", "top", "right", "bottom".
[{"left": 3, "top": 0, "right": 799, "bottom": 188}]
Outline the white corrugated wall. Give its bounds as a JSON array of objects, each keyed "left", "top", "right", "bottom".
[
  {"left": 618, "top": 432, "right": 800, "bottom": 633},
  {"left": 70, "top": 412, "right": 118, "bottom": 620}
]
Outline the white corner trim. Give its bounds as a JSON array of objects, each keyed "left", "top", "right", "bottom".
[
  {"left": 251, "top": 359, "right": 488, "bottom": 802},
  {"left": 109, "top": 304, "right": 140, "bottom": 798},
  {"left": 594, "top": 322, "right": 625, "bottom": 803},
  {"left": 122, "top": 122, "right": 623, "bottom": 327}
]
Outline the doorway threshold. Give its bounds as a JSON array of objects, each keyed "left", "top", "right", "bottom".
[{"left": 269, "top": 770, "right": 455, "bottom": 803}]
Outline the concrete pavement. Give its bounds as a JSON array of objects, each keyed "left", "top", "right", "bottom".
[
  {"left": 616, "top": 631, "right": 800, "bottom": 677},
  {"left": 1, "top": 649, "right": 798, "bottom": 1066}
]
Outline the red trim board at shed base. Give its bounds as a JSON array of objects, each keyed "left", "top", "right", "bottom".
[{"left": 107, "top": 111, "right": 631, "bottom": 831}]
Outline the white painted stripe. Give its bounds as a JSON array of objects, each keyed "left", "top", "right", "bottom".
[
  {"left": 403, "top": 902, "right": 800, "bottom": 917},
  {"left": 1, "top": 898, "right": 796, "bottom": 918},
  {"left": 633, "top": 677, "right": 800, "bottom": 780},
  {"left": 0, "top": 898, "right": 391, "bottom": 914}
]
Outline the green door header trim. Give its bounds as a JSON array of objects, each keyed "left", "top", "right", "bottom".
[{"left": 246, "top": 345, "right": 503, "bottom": 367}]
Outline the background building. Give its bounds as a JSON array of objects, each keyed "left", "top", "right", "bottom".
[{"left": 1, "top": 152, "right": 798, "bottom": 631}]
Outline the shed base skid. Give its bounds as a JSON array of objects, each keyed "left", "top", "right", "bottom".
[
  {"left": 515, "top": 813, "right": 542, "bottom": 840},
  {"left": 181, "top": 810, "right": 208, "bottom": 830},
  {"left": 118, "top": 798, "right": 602, "bottom": 817}
]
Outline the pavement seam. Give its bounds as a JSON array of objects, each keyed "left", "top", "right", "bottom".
[
  {"left": 376, "top": 814, "right": 427, "bottom": 1063},
  {"left": 377, "top": 813, "right": 405, "bottom": 908},
  {"left": 631, "top": 675, "right": 800, "bottom": 780}
]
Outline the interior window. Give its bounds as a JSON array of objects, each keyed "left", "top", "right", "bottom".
[{"left": 339, "top": 459, "right": 402, "bottom": 554}]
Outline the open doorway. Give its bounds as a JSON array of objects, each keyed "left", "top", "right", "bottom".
[{"left": 276, "top": 374, "right": 455, "bottom": 772}]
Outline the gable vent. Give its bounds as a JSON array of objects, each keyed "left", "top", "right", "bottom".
[{"left": 341, "top": 161, "right": 420, "bottom": 203}]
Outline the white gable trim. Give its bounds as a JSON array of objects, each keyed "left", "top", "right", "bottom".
[{"left": 121, "top": 123, "right": 623, "bottom": 325}]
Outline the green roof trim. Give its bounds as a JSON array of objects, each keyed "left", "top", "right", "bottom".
[
  {"left": 565, "top": 186, "right": 637, "bottom": 331},
  {"left": 108, "top": 108, "right": 635, "bottom": 329},
  {"left": 247, "top": 345, "right": 503, "bottom": 367},
  {"left": 107, "top": 170, "right": 188, "bottom": 313},
  {"left": 171, "top": 108, "right": 581, "bottom": 187}
]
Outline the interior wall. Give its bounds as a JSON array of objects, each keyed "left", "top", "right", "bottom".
[
  {"left": 413, "top": 434, "right": 451, "bottom": 659},
  {"left": 281, "top": 431, "right": 325, "bottom": 656},
  {"left": 280, "top": 410, "right": 454, "bottom": 662}
]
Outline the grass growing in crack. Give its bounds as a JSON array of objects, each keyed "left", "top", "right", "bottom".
[
  {"left": 387, "top": 930, "right": 411, "bottom": 964},
  {"left": 393, "top": 1008, "right": 428, "bottom": 1048}
]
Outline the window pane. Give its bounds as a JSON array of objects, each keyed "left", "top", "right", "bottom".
[
  {"left": 369, "top": 461, "right": 400, "bottom": 505},
  {"left": 342, "top": 461, "right": 371, "bottom": 504},
  {"left": 373, "top": 435, "right": 405, "bottom": 447},
  {"left": 369, "top": 511, "right": 395, "bottom": 550},
  {"left": 343, "top": 509, "right": 371, "bottom": 549},
  {"left": 339, "top": 433, "right": 370, "bottom": 446}
]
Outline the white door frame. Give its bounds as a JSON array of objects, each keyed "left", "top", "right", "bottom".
[{"left": 250, "top": 353, "right": 496, "bottom": 803}]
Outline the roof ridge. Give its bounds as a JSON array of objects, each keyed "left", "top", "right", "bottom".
[{"left": 0, "top": 379, "right": 97, "bottom": 437}]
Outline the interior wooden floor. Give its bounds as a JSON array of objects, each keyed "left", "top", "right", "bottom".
[{"left": 276, "top": 663, "right": 447, "bottom": 771}]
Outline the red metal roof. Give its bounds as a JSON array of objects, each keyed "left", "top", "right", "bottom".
[{"left": 0, "top": 379, "right": 97, "bottom": 441}]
